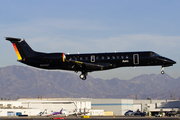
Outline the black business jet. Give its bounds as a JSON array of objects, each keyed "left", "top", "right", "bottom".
[{"left": 6, "top": 37, "right": 176, "bottom": 80}]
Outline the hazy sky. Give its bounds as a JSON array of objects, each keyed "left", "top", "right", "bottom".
[{"left": 0, "top": 0, "right": 179, "bottom": 80}]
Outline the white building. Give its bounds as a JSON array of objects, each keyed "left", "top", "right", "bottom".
[
  {"left": 20, "top": 100, "right": 91, "bottom": 113},
  {"left": 0, "top": 101, "right": 40, "bottom": 116},
  {"left": 0, "top": 99, "right": 91, "bottom": 116},
  {"left": 0, "top": 98, "right": 179, "bottom": 116},
  {"left": 52, "top": 98, "right": 179, "bottom": 116},
  {"left": 147, "top": 100, "right": 180, "bottom": 116}
]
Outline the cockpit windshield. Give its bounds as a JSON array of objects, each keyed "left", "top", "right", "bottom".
[
  {"left": 154, "top": 53, "right": 160, "bottom": 57},
  {"left": 150, "top": 52, "right": 161, "bottom": 57}
]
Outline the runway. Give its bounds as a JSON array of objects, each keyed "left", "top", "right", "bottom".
[{"left": 0, "top": 116, "right": 179, "bottom": 120}]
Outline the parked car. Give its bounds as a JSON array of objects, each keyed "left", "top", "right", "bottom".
[{"left": 155, "top": 114, "right": 162, "bottom": 117}]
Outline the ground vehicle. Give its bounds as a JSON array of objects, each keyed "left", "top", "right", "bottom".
[{"left": 155, "top": 114, "right": 162, "bottom": 117}]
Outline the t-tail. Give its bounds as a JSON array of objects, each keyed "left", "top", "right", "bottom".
[{"left": 5, "top": 37, "right": 43, "bottom": 61}]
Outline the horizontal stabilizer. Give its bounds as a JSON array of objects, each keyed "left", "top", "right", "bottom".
[{"left": 5, "top": 37, "right": 24, "bottom": 43}]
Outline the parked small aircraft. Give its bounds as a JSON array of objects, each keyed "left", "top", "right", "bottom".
[
  {"left": 134, "top": 109, "right": 146, "bottom": 116},
  {"left": 51, "top": 108, "right": 63, "bottom": 116},
  {"left": 61, "top": 109, "right": 89, "bottom": 116},
  {"left": 38, "top": 109, "right": 63, "bottom": 117},
  {"left": 124, "top": 110, "right": 134, "bottom": 116},
  {"left": 124, "top": 109, "right": 146, "bottom": 116},
  {"left": 37, "top": 109, "right": 50, "bottom": 116},
  {"left": 166, "top": 110, "right": 180, "bottom": 117},
  {"left": 6, "top": 37, "right": 176, "bottom": 80}
]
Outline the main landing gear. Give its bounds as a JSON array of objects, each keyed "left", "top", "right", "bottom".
[
  {"left": 161, "top": 67, "right": 165, "bottom": 74},
  {"left": 79, "top": 72, "right": 88, "bottom": 80}
]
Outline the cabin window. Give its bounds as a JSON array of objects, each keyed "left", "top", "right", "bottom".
[
  {"left": 121, "top": 56, "right": 124, "bottom": 59},
  {"left": 112, "top": 56, "right": 115, "bottom": 59},
  {"left": 96, "top": 56, "right": 99, "bottom": 60},
  {"left": 102, "top": 56, "right": 104, "bottom": 59},
  {"left": 117, "top": 56, "right": 120, "bottom": 59},
  {"left": 69, "top": 58, "right": 72, "bottom": 60},
  {"left": 85, "top": 57, "right": 88, "bottom": 60},
  {"left": 107, "top": 56, "right": 110, "bottom": 59},
  {"left": 126, "top": 55, "right": 129, "bottom": 59},
  {"left": 80, "top": 57, "right": 83, "bottom": 60},
  {"left": 75, "top": 58, "right": 77, "bottom": 60}
]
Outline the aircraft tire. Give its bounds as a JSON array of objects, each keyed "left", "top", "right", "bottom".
[
  {"left": 161, "top": 71, "right": 165, "bottom": 74},
  {"left": 80, "top": 74, "right": 86, "bottom": 80}
]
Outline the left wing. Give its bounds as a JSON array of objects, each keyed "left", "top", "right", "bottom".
[{"left": 66, "top": 59, "right": 104, "bottom": 71}]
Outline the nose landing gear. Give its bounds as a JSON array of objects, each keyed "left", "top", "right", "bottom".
[
  {"left": 79, "top": 71, "right": 88, "bottom": 80},
  {"left": 80, "top": 74, "right": 86, "bottom": 80},
  {"left": 161, "top": 67, "right": 165, "bottom": 74}
]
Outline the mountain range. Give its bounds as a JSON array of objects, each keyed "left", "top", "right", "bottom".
[{"left": 0, "top": 65, "right": 179, "bottom": 100}]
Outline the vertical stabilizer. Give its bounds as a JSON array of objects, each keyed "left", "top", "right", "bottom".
[
  {"left": 60, "top": 108, "right": 63, "bottom": 113},
  {"left": 5, "top": 37, "right": 42, "bottom": 60}
]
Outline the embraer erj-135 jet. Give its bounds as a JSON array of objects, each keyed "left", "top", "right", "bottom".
[{"left": 6, "top": 37, "right": 176, "bottom": 80}]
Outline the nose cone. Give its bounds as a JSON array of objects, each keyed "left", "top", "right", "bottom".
[
  {"left": 166, "top": 58, "right": 176, "bottom": 64},
  {"left": 171, "top": 59, "right": 176, "bottom": 64},
  {"left": 161, "top": 57, "right": 176, "bottom": 66}
]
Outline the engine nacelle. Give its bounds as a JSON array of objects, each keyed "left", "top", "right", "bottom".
[{"left": 38, "top": 53, "right": 66, "bottom": 62}]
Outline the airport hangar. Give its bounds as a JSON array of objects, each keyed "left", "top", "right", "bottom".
[{"left": 0, "top": 98, "right": 179, "bottom": 116}]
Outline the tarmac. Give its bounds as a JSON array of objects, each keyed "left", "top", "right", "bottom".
[{"left": 0, "top": 116, "right": 179, "bottom": 120}]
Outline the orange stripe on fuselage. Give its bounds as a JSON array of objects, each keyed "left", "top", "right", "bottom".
[
  {"left": 12, "top": 43, "right": 22, "bottom": 60},
  {"left": 62, "top": 53, "right": 66, "bottom": 62}
]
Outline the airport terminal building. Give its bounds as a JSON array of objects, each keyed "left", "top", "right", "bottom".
[
  {"left": 0, "top": 98, "right": 179, "bottom": 116},
  {"left": 59, "top": 98, "right": 179, "bottom": 116}
]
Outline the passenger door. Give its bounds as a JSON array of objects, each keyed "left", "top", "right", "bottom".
[
  {"left": 133, "top": 54, "right": 139, "bottom": 65},
  {"left": 91, "top": 55, "right": 95, "bottom": 62}
]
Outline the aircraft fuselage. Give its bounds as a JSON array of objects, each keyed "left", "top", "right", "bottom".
[{"left": 21, "top": 51, "right": 175, "bottom": 72}]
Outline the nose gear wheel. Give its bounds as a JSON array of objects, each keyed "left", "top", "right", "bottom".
[
  {"left": 79, "top": 71, "right": 88, "bottom": 80},
  {"left": 80, "top": 74, "right": 86, "bottom": 80}
]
